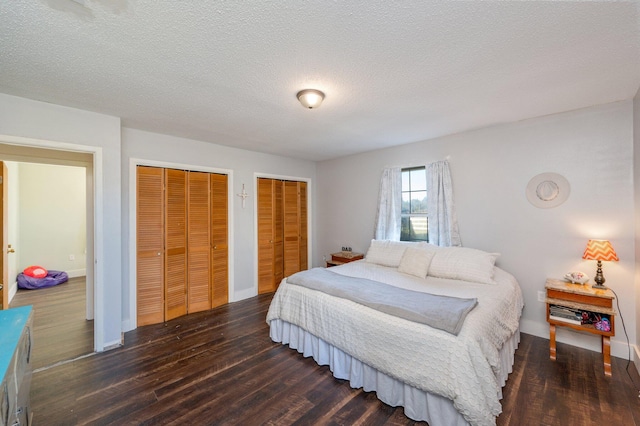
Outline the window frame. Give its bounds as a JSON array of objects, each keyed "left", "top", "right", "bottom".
[{"left": 400, "top": 166, "right": 428, "bottom": 242}]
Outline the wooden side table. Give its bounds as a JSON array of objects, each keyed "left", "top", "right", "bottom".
[
  {"left": 545, "top": 278, "right": 615, "bottom": 376},
  {"left": 326, "top": 251, "right": 364, "bottom": 267}
]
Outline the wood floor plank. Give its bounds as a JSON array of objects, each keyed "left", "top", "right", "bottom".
[
  {"left": 10, "top": 276, "right": 93, "bottom": 370},
  {"left": 15, "top": 285, "right": 640, "bottom": 425},
  {"left": 178, "top": 352, "right": 320, "bottom": 424}
]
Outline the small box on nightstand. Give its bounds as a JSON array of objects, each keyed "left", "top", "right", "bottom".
[{"left": 326, "top": 251, "right": 364, "bottom": 267}]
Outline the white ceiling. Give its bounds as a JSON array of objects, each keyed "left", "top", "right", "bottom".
[{"left": 1, "top": 1, "right": 639, "bottom": 161}]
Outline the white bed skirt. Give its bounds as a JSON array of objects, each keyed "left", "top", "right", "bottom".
[{"left": 269, "top": 319, "right": 520, "bottom": 426}]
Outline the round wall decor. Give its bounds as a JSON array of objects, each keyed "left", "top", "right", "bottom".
[{"left": 525, "top": 172, "right": 570, "bottom": 208}]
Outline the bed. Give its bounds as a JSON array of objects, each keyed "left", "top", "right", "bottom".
[{"left": 266, "top": 240, "right": 524, "bottom": 426}]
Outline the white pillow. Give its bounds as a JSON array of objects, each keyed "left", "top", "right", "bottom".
[
  {"left": 365, "top": 239, "right": 424, "bottom": 267},
  {"left": 428, "top": 247, "right": 500, "bottom": 284},
  {"left": 398, "top": 246, "right": 437, "bottom": 278}
]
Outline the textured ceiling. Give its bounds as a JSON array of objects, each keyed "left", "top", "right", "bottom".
[{"left": 1, "top": 1, "right": 639, "bottom": 161}]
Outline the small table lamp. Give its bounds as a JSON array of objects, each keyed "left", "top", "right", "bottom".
[{"left": 582, "top": 239, "right": 619, "bottom": 289}]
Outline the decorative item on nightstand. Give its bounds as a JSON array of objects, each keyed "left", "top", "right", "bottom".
[
  {"left": 563, "top": 271, "right": 589, "bottom": 284},
  {"left": 326, "top": 250, "right": 364, "bottom": 267},
  {"left": 582, "top": 239, "right": 618, "bottom": 289}
]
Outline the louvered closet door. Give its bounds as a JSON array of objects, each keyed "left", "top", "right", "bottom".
[
  {"left": 210, "top": 173, "right": 228, "bottom": 308},
  {"left": 283, "top": 181, "right": 303, "bottom": 277},
  {"left": 258, "top": 178, "right": 284, "bottom": 293},
  {"left": 258, "top": 178, "right": 274, "bottom": 293},
  {"left": 165, "top": 169, "right": 188, "bottom": 321},
  {"left": 299, "top": 182, "right": 308, "bottom": 271},
  {"left": 273, "top": 181, "right": 284, "bottom": 286},
  {"left": 187, "top": 171, "right": 211, "bottom": 313},
  {"left": 136, "top": 166, "right": 165, "bottom": 327}
]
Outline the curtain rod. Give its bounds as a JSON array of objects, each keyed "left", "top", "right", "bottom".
[{"left": 382, "top": 155, "right": 451, "bottom": 169}]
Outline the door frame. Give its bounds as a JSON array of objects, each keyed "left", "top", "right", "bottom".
[
  {"left": 253, "top": 172, "right": 312, "bottom": 296},
  {"left": 1, "top": 161, "right": 92, "bottom": 310},
  {"left": 0, "top": 135, "right": 103, "bottom": 350},
  {"left": 0, "top": 162, "right": 7, "bottom": 310},
  {"left": 128, "top": 158, "right": 234, "bottom": 330}
]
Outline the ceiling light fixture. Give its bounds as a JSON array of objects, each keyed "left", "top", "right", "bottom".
[{"left": 296, "top": 89, "right": 325, "bottom": 109}]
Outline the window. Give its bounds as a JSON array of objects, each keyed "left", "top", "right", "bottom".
[{"left": 401, "top": 167, "right": 428, "bottom": 241}]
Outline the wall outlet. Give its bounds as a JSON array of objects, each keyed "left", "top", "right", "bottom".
[
  {"left": 69, "top": 254, "right": 75, "bottom": 261},
  {"left": 537, "top": 290, "right": 545, "bottom": 302}
]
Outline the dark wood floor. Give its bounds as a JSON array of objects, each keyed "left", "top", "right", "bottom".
[
  {"left": 25, "top": 292, "right": 640, "bottom": 425},
  {"left": 10, "top": 276, "right": 94, "bottom": 370}
]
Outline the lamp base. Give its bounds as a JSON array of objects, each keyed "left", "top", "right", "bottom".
[{"left": 592, "top": 260, "right": 607, "bottom": 289}]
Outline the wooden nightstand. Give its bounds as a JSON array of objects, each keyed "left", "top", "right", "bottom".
[
  {"left": 326, "top": 251, "right": 364, "bottom": 267},
  {"left": 545, "top": 278, "right": 616, "bottom": 376}
]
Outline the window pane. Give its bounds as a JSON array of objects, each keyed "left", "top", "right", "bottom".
[
  {"left": 410, "top": 168, "right": 426, "bottom": 191},
  {"left": 409, "top": 216, "right": 428, "bottom": 241},
  {"left": 410, "top": 191, "right": 427, "bottom": 213},
  {"left": 400, "top": 216, "right": 411, "bottom": 241},
  {"left": 402, "top": 170, "right": 410, "bottom": 191},
  {"left": 401, "top": 193, "right": 410, "bottom": 214}
]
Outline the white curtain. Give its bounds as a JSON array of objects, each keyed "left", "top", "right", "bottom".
[
  {"left": 374, "top": 167, "right": 402, "bottom": 240},
  {"left": 426, "top": 160, "right": 461, "bottom": 247}
]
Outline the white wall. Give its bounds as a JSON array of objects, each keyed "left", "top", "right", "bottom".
[
  {"left": 121, "top": 128, "right": 316, "bottom": 330},
  {"left": 316, "top": 101, "right": 636, "bottom": 359},
  {"left": 1, "top": 91, "right": 635, "bottom": 362},
  {"left": 17, "top": 163, "right": 86, "bottom": 276},
  {"left": 0, "top": 93, "right": 122, "bottom": 351}
]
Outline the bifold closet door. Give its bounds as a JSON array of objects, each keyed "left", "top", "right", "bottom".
[
  {"left": 258, "top": 178, "right": 307, "bottom": 293},
  {"left": 211, "top": 173, "right": 229, "bottom": 308},
  {"left": 165, "top": 168, "right": 188, "bottom": 321},
  {"left": 299, "top": 182, "right": 308, "bottom": 271},
  {"left": 136, "top": 166, "right": 165, "bottom": 327},
  {"left": 283, "top": 181, "right": 308, "bottom": 277},
  {"left": 273, "top": 181, "right": 284, "bottom": 287},
  {"left": 138, "top": 167, "right": 229, "bottom": 325},
  {"left": 187, "top": 171, "right": 211, "bottom": 313},
  {"left": 257, "top": 178, "right": 275, "bottom": 294},
  {"left": 257, "top": 178, "right": 283, "bottom": 294},
  {"left": 283, "top": 181, "right": 300, "bottom": 277}
]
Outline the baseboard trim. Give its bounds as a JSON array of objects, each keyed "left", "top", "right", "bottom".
[
  {"left": 66, "top": 268, "right": 86, "bottom": 278},
  {"left": 8, "top": 281, "right": 17, "bottom": 303},
  {"left": 233, "top": 287, "right": 257, "bottom": 302},
  {"left": 101, "top": 340, "right": 123, "bottom": 352}
]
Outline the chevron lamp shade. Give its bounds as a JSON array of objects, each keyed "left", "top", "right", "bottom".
[
  {"left": 582, "top": 239, "right": 619, "bottom": 261},
  {"left": 582, "top": 239, "right": 618, "bottom": 289}
]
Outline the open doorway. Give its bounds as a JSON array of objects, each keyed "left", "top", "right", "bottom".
[{"left": 0, "top": 146, "right": 95, "bottom": 369}]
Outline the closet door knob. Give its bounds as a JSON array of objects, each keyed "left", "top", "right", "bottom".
[{"left": 213, "top": 245, "right": 217, "bottom": 249}]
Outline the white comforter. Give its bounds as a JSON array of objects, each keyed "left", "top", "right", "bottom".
[{"left": 266, "top": 261, "right": 524, "bottom": 426}]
